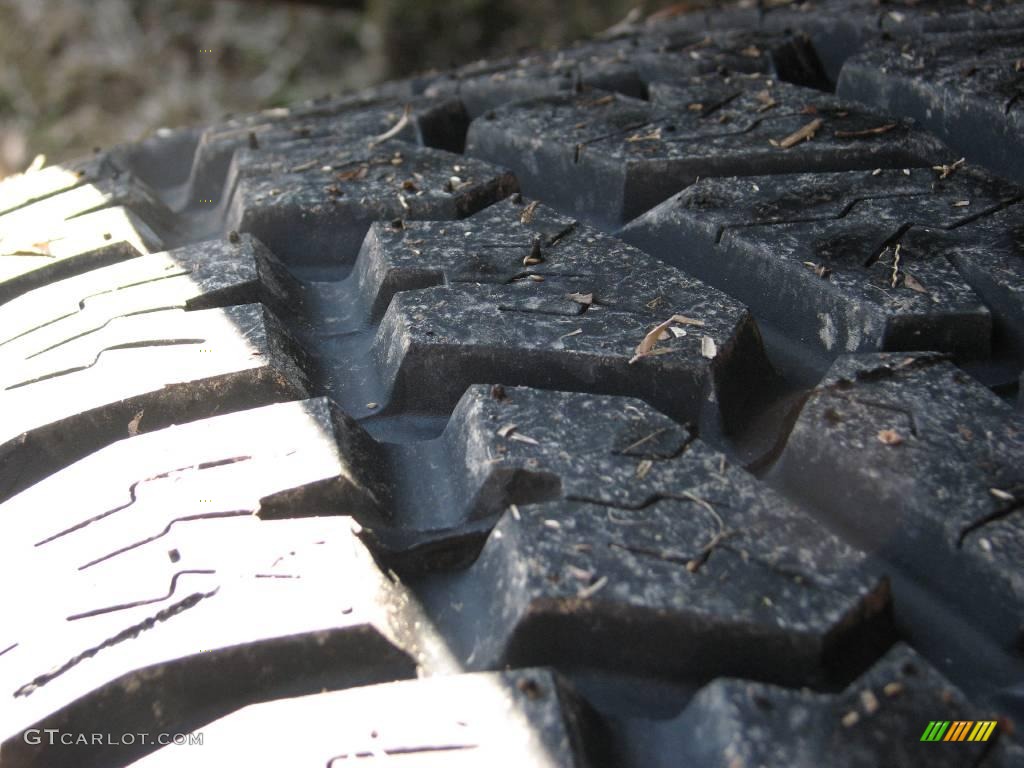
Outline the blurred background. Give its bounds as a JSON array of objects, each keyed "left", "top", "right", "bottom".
[{"left": 0, "top": 0, "right": 692, "bottom": 176}]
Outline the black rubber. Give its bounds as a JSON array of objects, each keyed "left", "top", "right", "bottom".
[{"left": 2, "top": 3, "right": 1024, "bottom": 767}]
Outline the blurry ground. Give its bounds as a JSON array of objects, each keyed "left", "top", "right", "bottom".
[{"left": 0, "top": 0, "right": 663, "bottom": 176}]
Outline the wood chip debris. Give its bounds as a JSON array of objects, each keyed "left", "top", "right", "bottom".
[
  {"left": 841, "top": 711, "right": 861, "bottom": 728},
  {"left": 803, "top": 261, "right": 832, "bottom": 279},
  {"left": 834, "top": 122, "right": 898, "bottom": 139},
  {"left": 990, "top": 488, "right": 1016, "bottom": 502},
  {"left": 520, "top": 200, "right": 540, "bottom": 224},
  {"left": 566, "top": 565, "right": 594, "bottom": 582},
  {"left": 859, "top": 689, "right": 880, "bottom": 715},
  {"left": 630, "top": 314, "right": 706, "bottom": 363},
  {"left": 771, "top": 118, "right": 824, "bottom": 149},
  {"left": 933, "top": 157, "right": 966, "bottom": 179},
  {"left": 952, "top": 200, "right": 970, "bottom": 207},
  {"left": 701, "top": 335, "right": 717, "bottom": 359},
  {"left": 636, "top": 459, "right": 653, "bottom": 479},
  {"left": 566, "top": 292, "right": 593, "bottom": 306},
  {"left": 523, "top": 237, "right": 544, "bottom": 265},
  {"left": 368, "top": 105, "right": 412, "bottom": 147},
  {"left": 626, "top": 127, "right": 662, "bottom": 142},
  {"left": 497, "top": 423, "right": 540, "bottom": 445},
  {"left": 883, "top": 682, "right": 904, "bottom": 698},
  {"left": 576, "top": 575, "right": 608, "bottom": 599},
  {"left": 877, "top": 429, "right": 904, "bottom": 446}
]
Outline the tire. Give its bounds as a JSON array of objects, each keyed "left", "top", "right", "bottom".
[{"left": 2, "top": 3, "right": 1024, "bottom": 767}]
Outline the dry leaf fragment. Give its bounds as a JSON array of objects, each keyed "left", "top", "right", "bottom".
[
  {"left": 127, "top": 409, "right": 145, "bottom": 437},
  {"left": 952, "top": 200, "right": 970, "bottom": 207},
  {"left": 688, "top": 102, "right": 704, "bottom": 111},
  {"left": 740, "top": 45, "right": 762, "bottom": 57},
  {"left": 701, "top": 336, "right": 717, "bottom": 359},
  {"left": 636, "top": 459, "right": 653, "bottom": 479},
  {"left": 630, "top": 314, "right": 706, "bottom": 363},
  {"left": 903, "top": 273, "right": 928, "bottom": 293},
  {"left": 991, "top": 488, "right": 1016, "bottom": 502},
  {"left": 520, "top": 200, "right": 540, "bottom": 224},
  {"left": 842, "top": 711, "right": 861, "bottom": 728},
  {"left": 772, "top": 118, "right": 824, "bottom": 149},
  {"left": 834, "top": 122, "right": 898, "bottom": 138},
  {"left": 567, "top": 292, "right": 593, "bottom": 306},
  {"left": 877, "top": 429, "right": 904, "bottom": 446},
  {"left": 336, "top": 165, "right": 368, "bottom": 182}
]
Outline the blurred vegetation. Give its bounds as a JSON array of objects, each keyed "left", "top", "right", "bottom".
[{"left": 0, "top": 0, "right": 656, "bottom": 176}]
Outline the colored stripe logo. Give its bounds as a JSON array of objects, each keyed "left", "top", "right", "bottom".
[{"left": 920, "top": 721, "right": 997, "bottom": 742}]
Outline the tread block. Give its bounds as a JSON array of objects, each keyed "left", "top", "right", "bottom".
[
  {"left": 639, "top": 644, "right": 1011, "bottom": 768},
  {"left": 224, "top": 139, "right": 517, "bottom": 269},
  {"left": 0, "top": 397, "right": 384, "bottom": 578},
  {"left": 0, "top": 234, "right": 294, "bottom": 365},
  {"left": 838, "top": 30, "right": 1024, "bottom": 186},
  {"left": 466, "top": 74, "right": 949, "bottom": 228},
  {"left": 621, "top": 167, "right": 1023, "bottom": 361},
  {"left": 0, "top": 154, "right": 117, "bottom": 217},
  {"left": 777, "top": 352, "right": 1024, "bottom": 649},
  {"left": 365, "top": 197, "right": 772, "bottom": 439},
  {"left": 185, "top": 95, "right": 470, "bottom": 203},
  {"left": 0, "top": 302, "right": 310, "bottom": 503},
  {"left": 130, "top": 669, "right": 588, "bottom": 768},
  {"left": 0, "top": 514, "right": 414, "bottom": 768},
  {"left": 420, "top": 387, "right": 893, "bottom": 687},
  {"left": 424, "top": 28, "right": 828, "bottom": 118},
  {"left": 0, "top": 171, "right": 174, "bottom": 304}
]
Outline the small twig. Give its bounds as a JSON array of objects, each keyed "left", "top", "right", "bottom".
[
  {"left": 771, "top": 118, "right": 824, "bottom": 149},
  {"left": 618, "top": 428, "right": 669, "bottom": 455},
  {"left": 834, "top": 122, "right": 897, "bottom": 139}
]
